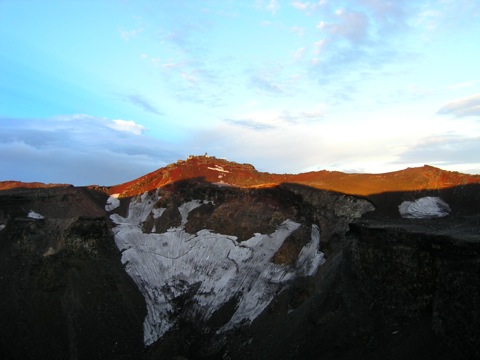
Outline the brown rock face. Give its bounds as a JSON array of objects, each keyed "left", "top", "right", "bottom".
[{"left": 1, "top": 155, "right": 480, "bottom": 360}]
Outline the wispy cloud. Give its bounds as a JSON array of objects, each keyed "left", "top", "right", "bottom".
[
  {"left": 446, "top": 80, "right": 478, "bottom": 91},
  {"left": 268, "top": 0, "right": 279, "bottom": 15},
  {"left": 438, "top": 94, "right": 480, "bottom": 117},
  {"left": 325, "top": 9, "right": 370, "bottom": 43},
  {"left": 124, "top": 94, "right": 163, "bottom": 115},
  {"left": 223, "top": 107, "right": 324, "bottom": 132},
  {"left": 291, "top": 1, "right": 327, "bottom": 13},
  {"left": 142, "top": 53, "right": 224, "bottom": 105},
  {"left": 250, "top": 74, "right": 285, "bottom": 94},
  {"left": 118, "top": 27, "right": 143, "bottom": 41},
  {"left": 291, "top": 1, "right": 309, "bottom": 11},
  {"left": 223, "top": 110, "right": 283, "bottom": 131},
  {"left": 283, "top": 108, "right": 324, "bottom": 123},
  {"left": 297, "top": 1, "right": 415, "bottom": 88},
  {"left": 293, "top": 46, "right": 306, "bottom": 61},
  {"left": 291, "top": 26, "right": 305, "bottom": 36},
  {"left": 415, "top": 0, "right": 480, "bottom": 32},
  {"left": 256, "top": 0, "right": 280, "bottom": 14},
  {"left": 224, "top": 118, "right": 276, "bottom": 131}
]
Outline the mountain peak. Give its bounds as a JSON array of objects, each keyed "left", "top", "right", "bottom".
[
  {"left": 108, "top": 155, "right": 282, "bottom": 197},
  {"left": 108, "top": 155, "right": 480, "bottom": 198}
]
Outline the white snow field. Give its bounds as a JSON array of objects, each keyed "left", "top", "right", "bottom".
[
  {"left": 399, "top": 196, "right": 451, "bottom": 219},
  {"left": 27, "top": 210, "right": 44, "bottom": 219},
  {"left": 107, "top": 191, "right": 325, "bottom": 346}
]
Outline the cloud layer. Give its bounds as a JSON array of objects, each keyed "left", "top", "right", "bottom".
[{"left": 0, "top": 116, "right": 180, "bottom": 185}]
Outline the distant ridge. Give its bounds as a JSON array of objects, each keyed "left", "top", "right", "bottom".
[
  {"left": 0, "top": 181, "right": 71, "bottom": 191},
  {"left": 108, "top": 155, "right": 480, "bottom": 197},
  {"left": 2, "top": 155, "right": 479, "bottom": 197}
]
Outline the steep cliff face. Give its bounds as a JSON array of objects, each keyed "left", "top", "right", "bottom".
[
  {"left": 0, "top": 186, "right": 145, "bottom": 360},
  {"left": 1, "top": 157, "right": 479, "bottom": 360},
  {"left": 346, "top": 218, "right": 480, "bottom": 359}
]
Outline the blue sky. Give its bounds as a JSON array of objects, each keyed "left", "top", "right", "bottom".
[{"left": 1, "top": 0, "right": 480, "bottom": 185}]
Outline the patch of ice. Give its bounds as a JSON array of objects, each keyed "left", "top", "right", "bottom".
[
  {"left": 27, "top": 210, "right": 44, "bottom": 219},
  {"left": 152, "top": 208, "right": 166, "bottom": 219},
  {"left": 207, "top": 165, "right": 230, "bottom": 173},
  {"left": 105, "top": 194, "right": 121, "bottom": 211},
  {"left": 178, "top": 200, "right": 210, "bottom": 226},
  {"left": 111, "top": 192, "right": 325, "bottom": 346},
  {"left": 296, "top": 225, "right": 325, "bottom": 277},
  {"left": 399, "top": 196, "right": 451, "bottom": 219}
]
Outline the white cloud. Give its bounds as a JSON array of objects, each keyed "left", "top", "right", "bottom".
[
  {"left": 438, "top": 94, "right": 480, "bottom": 117},
  {"left": 0, "top": 116, "right": 180, "bottom": 185},
  {"left": 109, "top": 119, "right": 145, "bottom": 135}
]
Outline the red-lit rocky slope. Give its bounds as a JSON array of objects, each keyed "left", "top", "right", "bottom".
[
  {"left": 0, "top": 181, "right": 70, "bottom": 191},
  {"left": 108, "top": 155, "right": 480, "bottom": 197},
  {"left": 1, "top": 156, "right": 479, "bottom": 360}
]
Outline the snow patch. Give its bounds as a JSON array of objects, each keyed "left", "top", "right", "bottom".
[
  {"left": 399, "top": 196, "right": 451, "bottom": 219},
  {"left": 177, "top": 200, "right": 211, "bottom": 227},
  {"left": 110, "top": 191, "right": 325, "bottom": 346},
  {"left": 27, "top": 210, "right": 44, "bottom": 219},
  {"left": 105, "top": 194, "right": 120, "bottom": 211},
  {"left": 296, "top": 225, "right": 324, "bottom": 277},
  {"left": 207, "top": 165, "right": 230, "bottom": 173}
]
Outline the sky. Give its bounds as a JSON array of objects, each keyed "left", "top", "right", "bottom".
[{"left": 1, "top": 0, "right": 480, "bottom": 186}]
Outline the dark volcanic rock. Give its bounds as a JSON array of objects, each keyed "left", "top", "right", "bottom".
[
  {"left": 345, "top": 217, "right": 480, "bottom": 359},
  {"left": 1, "top": 157, "right": 480, "bottom": 360},
  {"left": 0, "top": 187, "right": 145, "bottom": 360}
]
